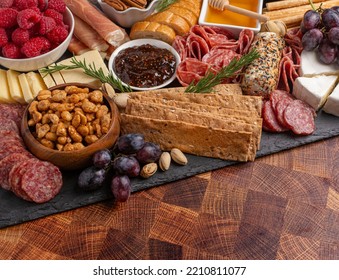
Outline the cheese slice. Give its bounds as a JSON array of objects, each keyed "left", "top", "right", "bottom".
[
  {"left": 293, "top": 75, "right": 338, "bottom": 111},
  {"left": 0, "top": 69, "right": 15, "bottom": 104},
  {"left": 323, "top": 83, "right": 339, "bottom": 116},
  {"left": 26, "top": 72, "right": 47, "bottom": 97},
  {"left": 58, "top": 50, "right": 109, "bottom": 88},
  {"left": 7, "top": 70, "right": 25, "bottom": 104},
  {"left": 49, "top": 63, "right": 65, "bottom": 85},
  {"left": 38, "top": 69, "right": 56, "bottom": 89},
  {"left": 300, "top": 50, "right": 339, "bottom": 77},
  {"left": 18, "top": 73, "right": 34, "bottom": 103}
]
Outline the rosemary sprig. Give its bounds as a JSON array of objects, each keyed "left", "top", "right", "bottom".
[
  {"left": 40, "top": 57, "right": 132, "bottom": 93},
  {"left": 155, "top": 0, "right": 178, "bottom": 12},
  {"left": 184, "top": 49, "right": 260, "bottom": 93}
]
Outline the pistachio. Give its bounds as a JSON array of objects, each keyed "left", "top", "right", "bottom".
[
  {"left": 113, "top": 93, "right": 130, "bottom": 110},
  {"left": 170, "top": 148, "right": 188, "bottom": 165},
  {"left": 140, "top": 163, "right": 158, "bottom": 178},
  {"left": 261, "top": 20, "right": 287, "bottom": 37},
  {"left": 159, "top": 152, "right": 171, "bottom": 171},
  {"left": 101, "top": 83, "right": 117, "bottom": 99}
]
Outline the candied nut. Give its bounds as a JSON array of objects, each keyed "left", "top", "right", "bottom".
[
  {"left": 56, "top": 143, "right": 64, "bottom": 151},
  {"left": 37, "top": 89, "right": 52, "bottom": 100},
  {"left": 37, "top": 99, "right": 50, "bottom": 111},
  {"left": 67, "top": 94, "right": 80, "bottom": 104},
  {"left": 89, "top": 90, "right": 103, "bottom": 103},
  {"left": 94, "top": 123, "right": 102, "bottom": 138},
  {"left": 36, "top": 123, "right": 50, "bottom": 139},
  {"left": 73, "top": 142, "right": 85, "bottom": 150},
  {"left": 85, "top": 134, "right": 99, "bottom": 144},
  {"left": 86, "top": 113, "right": 95, "bottom": 122},
  {"left": 57, "top": 136, "right": 67, "bottom": 145},
  {"left": 49, "top": 102, "right": 60, "bottom": 111},
  {"left": 32, "top": 111, "right": 42, "bottom": 124},
  {"left": 61, "top": 111, "right": 72, "bottom": 122},
  {"left": 68, "top": 125, "right": 83, "bottom": 143},
  {"left": 40, "top": 138, "right": 54, "bottom": 149},
  {"left": 101, "top": 114, "right": 111, "bottom": 134},
  {"left": 96, "top": 105, "right": 109, "bottom": 119},
  {"left": 50, "top": 123, "right": 58, "bottom": 133},
  {"left": 86, "top": 123, "right": 95, "bottom": 135},
  {"left": 28, "top": 100, "right": 38, "bottom": 114},
  {"left": 56, "top": 122, "right": 67, "bottom": 137},
  {"left": 65, "top": 85, "right": 89, "bottom": 94},
  {"left": 45, "top": 132, "right": 58, "bottom": 142},
  {"left": 42, "top": 113, "right": 59, "bottom": 125},
  {"left": 28, "top": 119, "right": 35, "bottom": 126},
  {"left": 170, "top": 148, "right": 188, "bottom": 165},
  {"left": 82, "top": 99, "right": 98, "bottom": 113},
  {"left": 63, "top": 143, "right": 74, "bottom": 151},
  {"left": 77, "top": 125, "right": 89, "bottom": 137},
  {"left": 71, "top": 113, "right": 81, "bottom": 128},
  {"left": 159, "top": 152, "right": 171, "bottom": 171},
  {"left": 140, "top": 163, "right": 158, "bottom": 178},
  {"left": 51, "top": 90, "right": 67, "bottom": 102}
]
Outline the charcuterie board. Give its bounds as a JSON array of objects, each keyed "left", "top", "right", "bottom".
[{"left": 1, "top": 108, "right": 339, "bottom": 229}]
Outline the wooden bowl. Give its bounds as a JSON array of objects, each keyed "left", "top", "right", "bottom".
[{"left": 21, "top": 83, "right": 120, "bottom": 170}]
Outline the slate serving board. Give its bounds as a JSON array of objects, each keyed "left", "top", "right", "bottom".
[{"left": 1, "top": 109, "right": 339, "bottom": 229}]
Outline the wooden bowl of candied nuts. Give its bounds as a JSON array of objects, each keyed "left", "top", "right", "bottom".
[{"left": 21, "top": 83, "right": 120, "bottom": 170}]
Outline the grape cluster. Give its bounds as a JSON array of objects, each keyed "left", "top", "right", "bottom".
[
  {"left": 301, "top": 6, "right": 339, "bottom": 64},
  {"left": 77, "top": 133, "right": 162, "bottom": 202}
]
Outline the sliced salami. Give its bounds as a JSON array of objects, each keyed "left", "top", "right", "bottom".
[
  {"left": 20, "top": 160, "right": 63, "bottom": 203},
  {"left": 275, "top": 96, "right": 294, "bottom": 128},
  {"left": 0, "top": 117, "right": 20, "bottom": 135},
  {"left": 270, "top": 90, "right": 292, "bottom": 111},
  {"left": 0, "top": 103, "right": 25, "bottom": 127},
  {"left": 283, "top": 100, "right": 315, "bottom": 135},
  {"left": 9, "top": 158, "right": 39, "bottom": 202},
  {"left": 0, "top": 153, "right": 32, "bottom": 191},
  {"left": 262, "top": 100, "right": 288, "bottom": 132},
  {"left": 0, "top": 140, "right": 29, "bottom": 160}
]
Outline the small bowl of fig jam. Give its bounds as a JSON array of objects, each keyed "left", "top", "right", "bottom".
[{"left": 108, "top": 39, "right": 180, "bottom": 91}]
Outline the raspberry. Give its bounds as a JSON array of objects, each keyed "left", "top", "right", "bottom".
[
  {"left": 38, "top": 16, "right": 56, "bottom": 35},
  {"left": 0, "top": 28, "right": 9, "bottom": 47},
  {"left": 2, "top": 42, "right": 21, "bottom": 58},
  {"left": 17, "top": 8, "right": 42, "bottom": 29},
  {"left": 14, "top": 0, "right": 38, "bottom": 10},
  {"left": 47, "top": 0, "right": 66, "bottom": 13},
  {"left": 37, "top": 0, "right": 48, "bottom": 11},
  {"left": 44, "top": 9, "right": 63, "bottom": 25},
  {"left": 21, "top": 36, "right": 51, "bottom": 57},
  {"left": 0, "top": 0, "right": 14, "bottom": 8},
  {"left": 46, "top": 25, "right": 68, "bottom": 45},
  {"left": 0, "top": 8, "right": 18, "bottom": 28},
  {"left": 11, "top": 27, "right": 30, "bottom": 46}
]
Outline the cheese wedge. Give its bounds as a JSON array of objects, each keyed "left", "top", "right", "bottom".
[
  {"left": 293, "top": 75, "right": 338, "bottom": 111},
  {"left": 323, "top": 83, "right": 339, "bottom": 116},
  {"left": 18, "top": 73, "right": 34, "bottom": 103},
  {"left": 26, "top": 72, "right": 47, "bottom": 97},
  {"left": 300, "top": 50, "right": 339, "bottom": 77},
  {"left": 0, "top": 69, "right": 15, "bottom": 104},
  {"left": 7, "top": 70, "right": 25, "bottom": 104},
  {"left": 38, "top": 69, "right": 56, "bottom": 89},
  {"left": 58, "top": 50, "right": 109, "bottom": 88}
]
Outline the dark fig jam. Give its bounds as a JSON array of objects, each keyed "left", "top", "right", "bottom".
[{"left": 113, "top": 44, "right": 176, "bottom": 88}]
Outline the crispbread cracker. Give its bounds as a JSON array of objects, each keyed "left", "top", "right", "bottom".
[
  {"left": 125, "top": 100, "right": 259, "bottom": 158},
  {"left": 130, "top": 92, "right": 263, "bottom": 116},
  {"left": 120, "top": 114, "right": 254, "bottom": 162}
]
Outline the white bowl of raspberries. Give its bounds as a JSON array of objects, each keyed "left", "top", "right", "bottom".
[{"left": 0, "top": 0, "right": 74, "bottom": 72}]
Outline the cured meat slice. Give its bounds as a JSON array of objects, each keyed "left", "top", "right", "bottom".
[
  {"left": 9, "top": 158, "right": 38, "bottom": 202},
  {"left": 186, "top": 33, "right": 210, "bottom": 60},
  {"left": 283, "top": 100, "right": 315, "bottom": 135},
  {"left": 0, "top": 140, "right": 29, "bottom": 160},
  {"left": 278, "top": 56, "right": 299, "bottom": 93},
  {"left": 202, "top": 48, "right": 241, "bottom": 70},
  {"left": 0, "top": 130, "right": 24, "bottom": 144},
  {"left": 237, "top": 29, "right": 255, "bottom": 54},
  {"left": 262, "top": 100, "right": 288, "bottom": 132},
  {"left": 275, "top": 96, "right": 294, "bottom": 127},
  {"left": 68, "top": 36, "right": 91, "bottom": 55},
  {"left": 0, "top": 103, "right": 25, "bottom": 127},
  {"left": 63, "top": 0, "right": 127, "bottom": 46},
  {"left": 20, "top": 160, "right": 63, "bottom": 203},
  {"left": 0, "top": 117, "right": 20, "bottom": 134},
  {"left": 0, "top": 153, "right": 31, "bottom": 191},
  {"left": 176, "top": 58, "right": 210, "bottom": 86},
  {"left": 270, "top": 89, "right": 292, "bottom": 111},
  {"left": 172, "top": 35, "right": 188, "bottom": 60}
]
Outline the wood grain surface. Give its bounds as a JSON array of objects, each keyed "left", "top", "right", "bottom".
[{"left": 1, "top": 136, "right": 339, "bottom": 260}]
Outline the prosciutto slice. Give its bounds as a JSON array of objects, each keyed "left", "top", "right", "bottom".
[
  {"left": 64, "top": 0, "right": 127, "bottom": 46},
  {"left": 68, "top": 36, "right": 90, "bottom": 55}
]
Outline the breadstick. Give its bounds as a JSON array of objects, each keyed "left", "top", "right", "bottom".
[{"left": 266, "top": 0, "right": 325, "bottom": 11}]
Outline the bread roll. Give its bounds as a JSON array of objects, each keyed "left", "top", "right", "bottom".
[
  {"left": 130, "top": 21, "right": 176, "bottom": 45},
  {"left": 174, "top": 0, "right": 202, "bottom": 18},
  {"left": 146, "top": 10, "right": 190, "bottom": 36},
  {"left": 167, "top": 5, "right": 198, "bottom": 27}
]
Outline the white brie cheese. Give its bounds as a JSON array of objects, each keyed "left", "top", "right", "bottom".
[
  {"left": 323, "top": 83, "right": 339, "bottom": 116},
  {"left": 300, "top": 50, "right": 339, "bottom": 77},
  {"left": 293, "top": 75, "right": 338, "bottom": 111}
]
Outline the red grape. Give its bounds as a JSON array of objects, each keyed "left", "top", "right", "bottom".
[
  {"left": 302, "top": 28, "right": 323, "bottom": 50},
  {"left": 116, "top": 133, "right": 145, "bottom": 154},
  {"left": 328, "top": 27, "right": 339, "bottom": 45},
  {"left": 111, "top": 175, "right": 131, "bottom": 202},
  {"left": 322, "top": 9, "right": 339, "bottom": 30},
  {"left": 113, "top": 155, "right": 140, "bottom": 177},
  {"left": 303, "top": 10, "right": 321, "bottom": 30},
  {"left": 92, "top": 149, "right": 112, "bottom": 168},
  {"left": 318, "top": 39, "right": 338, "bottom": 64},
  {"left": 78, "top": 166, "right": 106, "bottom": 191},
  {"left": 136, "top": 142, "right": 162, "bottom": 164}
]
